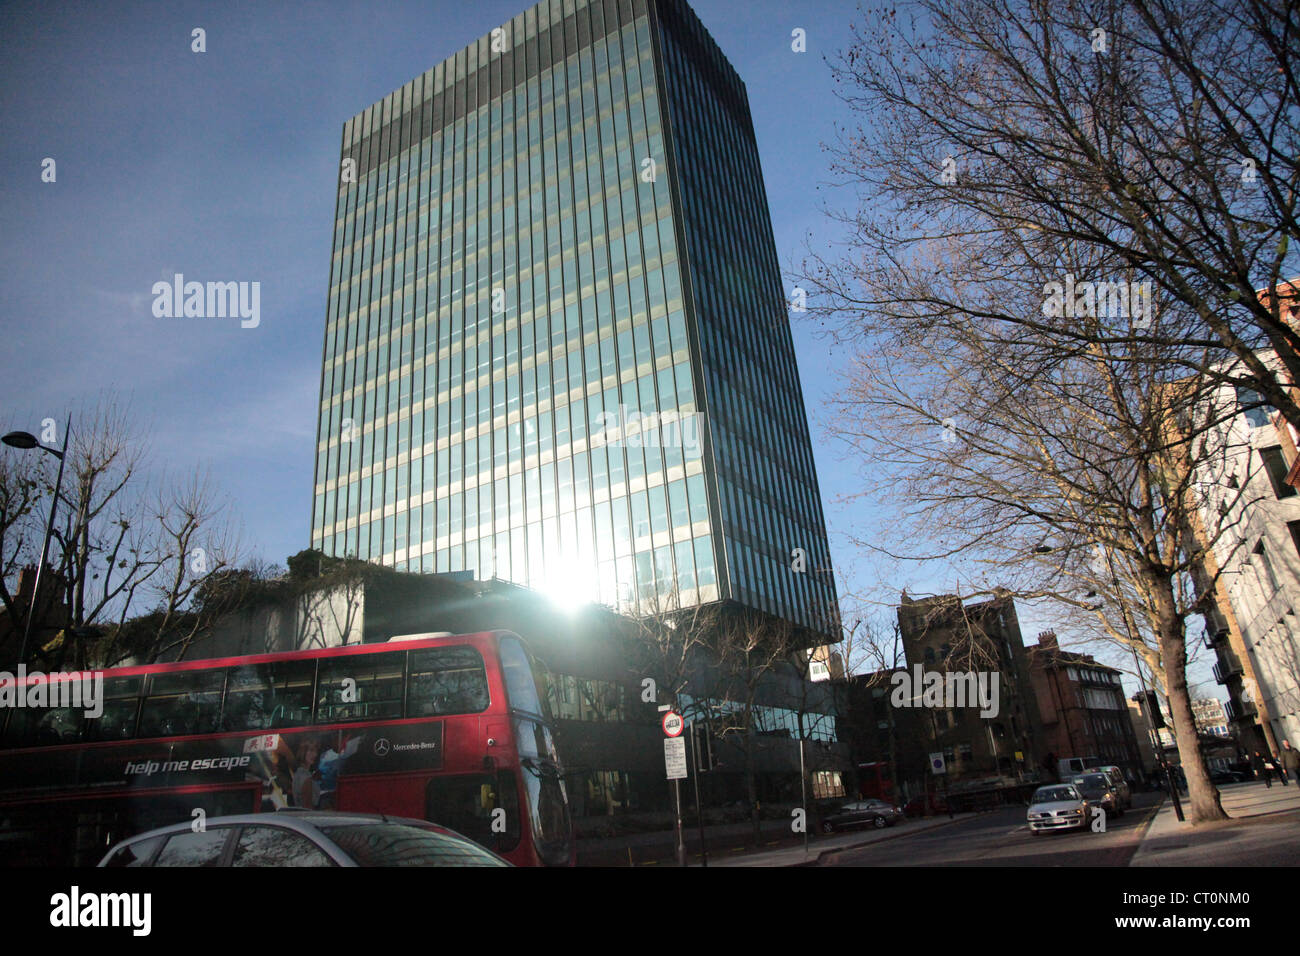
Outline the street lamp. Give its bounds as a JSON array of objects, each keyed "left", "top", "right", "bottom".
[{"left": 3, "top": 416, "right": 71, "bottom": 665}]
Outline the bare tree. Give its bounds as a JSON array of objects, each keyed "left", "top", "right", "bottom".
[
  {"left": 626, "top": 586, "right": 724, "bottom": 719},
  {"left": 288, "top": 553, "right": 376, "bottom": 652},
  {"left": 804, "top": 0, "right": 1300, "bottom": 431},
  {"left": 113, "top": 473, "right": 245, "bottom": 666},
  {"left": 707, "top": 609, "right": 807, "bottom": 842},
  {"left": 862, "top": 619, "right": 907, "bottom": 797},
  {"left": 791, "top": 0, "right": 1300, "bottom": 824},
  {"left": 801, "top": 224, "right": 1254, "bottom": 820},
  {"left": 0, "top": 397, "right": 245, "bottom": 668},
  {"left": 0, "top": 448, "right": 43, "bottom": 631}
]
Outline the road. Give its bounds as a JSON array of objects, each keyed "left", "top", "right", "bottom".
[{"left": 820, "top": 792, "right": 1162, "bottom": 867}]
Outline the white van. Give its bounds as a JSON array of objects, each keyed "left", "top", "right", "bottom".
[{"left": 1057, "top": 756, "right": 1100, "bottom": 779}]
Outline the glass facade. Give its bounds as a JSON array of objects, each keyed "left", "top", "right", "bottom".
[
  {"left": 311, "top": 0, "right": 835, "bottom": 634},
  {"left": 680, "top": 693, "right": 837, "bottom": 742},
  {"left": 546, "top": 671, "right": 629, "bottom": 723}
]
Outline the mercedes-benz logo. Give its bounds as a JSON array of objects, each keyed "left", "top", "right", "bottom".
[{"left": 373, "top": 738, "right": 391, "bottom": 757}]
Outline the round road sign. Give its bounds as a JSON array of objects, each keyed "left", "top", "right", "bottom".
[{"left": 662, "top": 711, "right": 684, "bottom": 737}]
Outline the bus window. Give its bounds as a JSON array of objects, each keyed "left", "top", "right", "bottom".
[
  {"left": 521, "top": 768, "right": 572, "bottom": 866},
  {"left": 138, "top": 669, "right": 225, "bottom": 738},
  {"left": 498, "top": 635, "right": 545, "bottom": 719},
  {"left": 315, "top": 652, "right": 404, "bottom": 723},
  {"left": 407, "top": 645, "right": 490, "bottom": 717},
  {"left": 425, "top": 771, "right": 521, "bottom": 853},
  {"left": 223, "top": 659, "right": 316, "bottom": 731},
  {"left": 1, "top": 702, "right": 83, "bottom": 748},
  {"left": 499, "top": 635, "right": 572, "bottom": 864},
  {"left": 86, "top": 676, "right": 142, "bottom": 742},
  {"left": 1, "top": 672, "right": 120, "bottom": 747}
]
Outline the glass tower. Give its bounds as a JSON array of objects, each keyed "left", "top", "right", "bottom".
[{"left": 311, "top": 0, "right": 836, "bottom": 635}]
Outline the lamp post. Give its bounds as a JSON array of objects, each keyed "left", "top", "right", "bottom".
[{"left": 3, "top": 416, "right": 71, "bottom": 666}]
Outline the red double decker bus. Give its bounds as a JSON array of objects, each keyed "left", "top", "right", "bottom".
[{"left": 0, "top": 630, "right": 573, "bottom": 866}]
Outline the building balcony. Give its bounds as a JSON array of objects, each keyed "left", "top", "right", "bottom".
[
  {"left": 1200, "top": 608, "right": 1230, "bottom": 648},
  {"left": 1213, "top": 658, "right": 1244, "bottom": 684},
  {"left": 1287, "top": 449, "right": 1300, "bottom": 489},
  {"left": 1224, "top": 698, "right": 1258, "bottom": 722}
]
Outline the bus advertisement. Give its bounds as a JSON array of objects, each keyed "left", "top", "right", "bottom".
[{"left": 0, "top": 630, "right": 573, "bottom": 867}]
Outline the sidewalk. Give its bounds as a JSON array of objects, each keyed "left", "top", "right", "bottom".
[
  {"left": 1130, "top": 779, "right": 1300, "bottom": 866},
  {"left": 577, "top": 817, "right": 808, "bottom": 866},
  {"left": 576, "top": 812, "right": 971, "bottom": 866},
  {"left": 710, "top": 812, "right": 971, "bottom": 867}
]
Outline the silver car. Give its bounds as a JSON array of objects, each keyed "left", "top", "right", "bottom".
[
  {"left": 98, "top": 811, "right": 512, "bottom": 867},
  {"left": 1027, "top": 784, "right": 1093, "bottom": 834},
  {"left": 1083, "top": 765, "right": 1133, "bottom": 811},
  {"left": 821, "top": 798, "right": 905, "bottom": 833},
  {"left": 1070, "top": 772, "right": 1126, "bottom": 817}
]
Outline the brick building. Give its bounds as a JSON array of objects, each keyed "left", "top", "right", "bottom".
[
  {"left": 896, "top": 592, "right": 1046, "bottom": 788},
  {"left": 836, "top": 668, "right": 930, "bottom": 803},
  {"left": 1027, "top": 631, "right": 1144, "bottom": 783}
]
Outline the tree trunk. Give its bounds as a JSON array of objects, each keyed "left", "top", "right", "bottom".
[{"left": 1149, "top": 570, "right": 1227, "bottom": 823}]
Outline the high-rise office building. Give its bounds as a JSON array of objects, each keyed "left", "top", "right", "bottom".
[{"left": 311, "top": 0, "right": 836, "bottom": 635}]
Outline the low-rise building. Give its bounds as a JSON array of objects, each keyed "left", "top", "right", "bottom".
[
  {"left": 895, "top": 592, "right": 1047, "bottom": 789},
  {"left": 1027, "top": 632, "right": 1144, "bottom": 784},
  {"left": 836, "top": 668, "right": 930, "bottom": 803},
  {"left": 146, "top": 560, "right": 851, "bottom": 824},
  {"left": 1191, "top": 697, "right": 1231, "bottom": 738}
]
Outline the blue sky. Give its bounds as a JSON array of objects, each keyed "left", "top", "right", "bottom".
[{"left": 0, "top": 0, "right": 1215, "bottom": 699}]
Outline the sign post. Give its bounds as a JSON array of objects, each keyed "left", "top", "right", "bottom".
[
  {"left": 929, "top": 752, "right": 953, "bottom": 818},
  {"left": 664, "top": 737, "right": 688, "bottom": 777},
  {"left": 662, "top": 706, "right": 687, "bottom": 866}
]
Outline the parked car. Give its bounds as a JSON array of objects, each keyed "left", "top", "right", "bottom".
[
  {"left": 1209, "top": 769, "right": 1250, "bottom": 785},
  {"left": 1070, "top": 772, "right": 1125, "bottom": 817},
  {"left": 99, "top": 811, "right": 512, "bottom": 867},
  {"left": 821, "top": 798, "right": 904, "bottom": 833},
  {"left": 1027, "top": 784, "right": 1093, "bottom": 834},
  {"left": 1082, "top": 765, "right": 1133, "bottom": 811}
]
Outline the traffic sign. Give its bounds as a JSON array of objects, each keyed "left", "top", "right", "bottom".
[
  {"left": 662, "top": 711, "right": 684, "bottom": 737},
  {"left": 929, "top": 752, "right": 947, "bottom": 775},
  {"left": 664, "top": 736, "right": 688, "bottom": 779}
]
